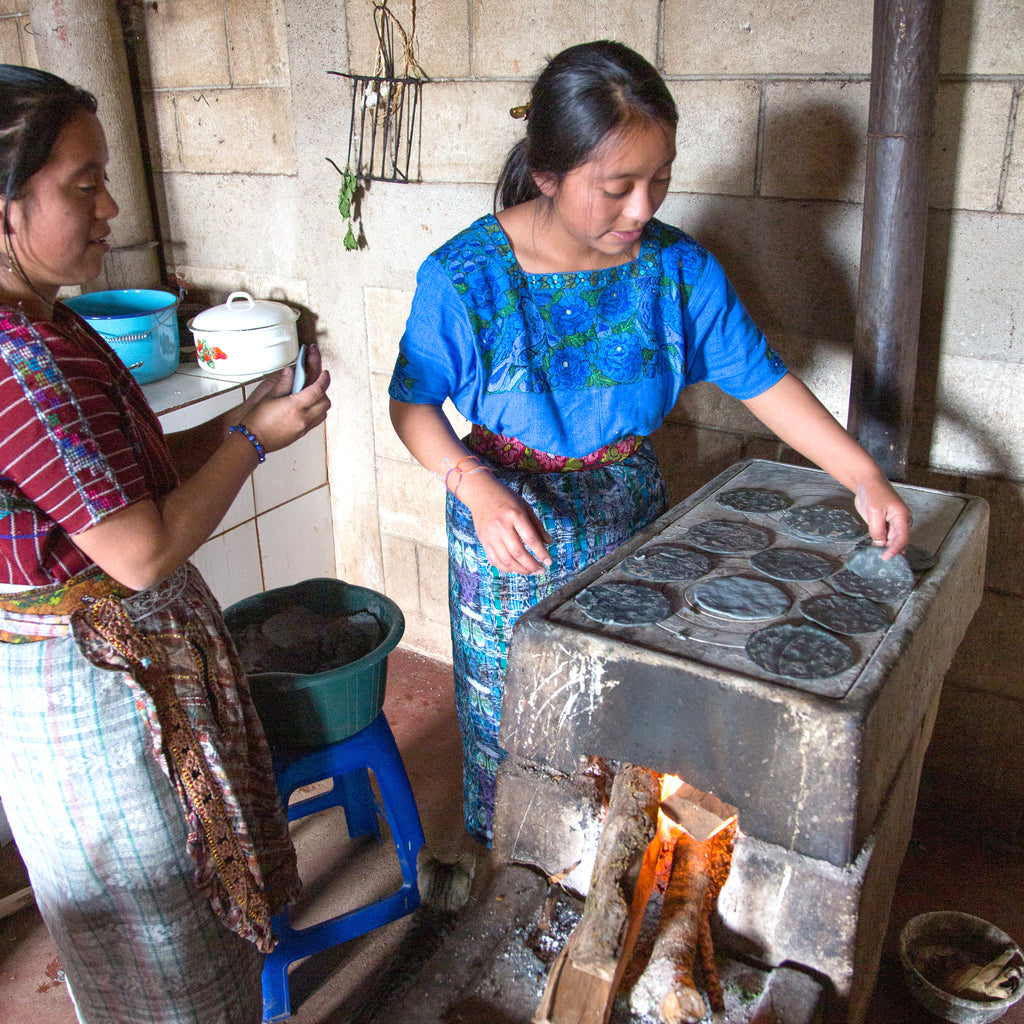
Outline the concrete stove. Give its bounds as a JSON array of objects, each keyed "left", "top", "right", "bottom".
[{"left": 492, "top": 459, "right": 988, "bottom": 1023}]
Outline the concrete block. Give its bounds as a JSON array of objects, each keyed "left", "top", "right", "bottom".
[
  {"left": 500, "top": 460, "right": 988, "bottom": 864},
  {"left": 930, "top": 81, "right": 1015, "bottom": 212},
  {"left": 663, "top": 0, "right": 873, "bottom": 75},
  {"left": 939, "top": 0, "right": 1024, "bottom": 75},
  {"left": 15, "top": 14, "right": 33, "bottom": 66},
  {"left": 174, "top": 87, "right": 296, "bottom": 175},
  {"left": 661, "top": 192, "right": 863, "bottom": 343},
  {"left": 1004, "top": 126, "right": 1024, "bottom": 214},
  {"left": 749, "top": 964, "right": 825, "bottom": 1024},
  {"left": 371, "top": 371, "right": 409, "bottom": 462},
  {"left": 0, "top": 2, "right": 25, "bottom": 16},
  {"left": 140, "top": 91, "right": 182, "bottom": 174},
  {"left": 140, "top": 0, "right": 231, "bottom": 90},
  {"left": 417, "top": 542, "right": 451, "bottom": 626},
  {"left": 650, "top": 420, "right": 748, "bottom": 504},
  {"left": 922, "top": 210, "right": 1024, "bottom": 362},
  {"left": 661, "top": 378, "right": 767, "bottom": 433},
  {"left": 947, "top": 591, "right": 1024, "bottom": 700},
  {"left": 356, "top": 181, "right": 494, "bottom": 282},
  {"left": 761, "top": 81, "right": 870, "bottom": 203},
  {"left": 666, "top": 80, "right": 760, "bottom": 196},
  {"left": 419, "top": 81, "right": 522, "bottom": 183},
  {"left": 719, "top": 692, "right": 939, "bottom": 1024},
  {"left": 0, "top": 17, "right": 20, "bottom": 63},
  {"left": 492, "top": 761, "right": 605, "bottom": 897},
  {"left": 930, "top": 355, "right": 1024, "bottom": 477},
  {"left": 155, "top": 171, "right": 299, "bottom": 276},
  {"left": 472, "top": 0, "right": 654, "bottom": 79},
  {"left": 660, "top": 336, "right": 852, "bottom": 434},
  {"left": 225, "top": 0, "right": 289, "bottom": 86},
  {"left": 960, "top": 475, "right": 1024, "bottom": 596},
  {"left": 377, "top": 456, "right": 447, "bottom": 547},
  {"left": 346, "top": 0, "right": 470, "bottom": 78},
  {"left": 381, "top": 531, "right": 421, "bottom": 617},
  {"left": 594, "top": 4, "right": 660, "bottom": 59},
  {"left": 364, "top": 286, "right": 412, "bottom": 373}
]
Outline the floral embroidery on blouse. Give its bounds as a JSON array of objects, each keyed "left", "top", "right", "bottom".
[{"left": 427, "top": 218, "right": 709, "bottom": 398}]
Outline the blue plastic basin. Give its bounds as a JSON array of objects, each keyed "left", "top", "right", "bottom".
[{"left": 65, "top": 289, "right": 180, "bottom": 384}]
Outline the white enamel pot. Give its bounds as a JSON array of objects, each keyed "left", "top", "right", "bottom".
[{"left": 187, "top": 291, "right": 299, "bottom": 375}]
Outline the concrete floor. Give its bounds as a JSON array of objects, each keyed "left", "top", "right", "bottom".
[{"left": 1, "top": 647, "right": 1022, "bottom": 1024}]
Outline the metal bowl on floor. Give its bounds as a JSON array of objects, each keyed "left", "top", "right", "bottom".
[{"left": 900, "top": 911, "right": 1024, "bottom": 1023}]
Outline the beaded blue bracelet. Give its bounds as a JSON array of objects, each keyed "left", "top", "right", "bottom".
[{"left": 228, "top": 423, "right": 266, "bottom": 463}]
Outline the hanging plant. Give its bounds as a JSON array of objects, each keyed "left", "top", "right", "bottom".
[{"left": 328, "top": 159, "right": 362, "bottom": 250}]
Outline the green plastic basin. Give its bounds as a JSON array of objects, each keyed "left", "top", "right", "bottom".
[{"left": 224, "top": 578, "right": 404, "bottom": 754}]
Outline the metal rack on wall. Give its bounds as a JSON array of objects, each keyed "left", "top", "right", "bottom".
[
  {"left": 329, "top": 0, "right": 426, "bottom": 184},
  {"left": 329, "top": 69, "right": 422, "bottom": 184}
]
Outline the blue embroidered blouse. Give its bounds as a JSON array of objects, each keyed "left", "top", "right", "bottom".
[{"left": 389, "top": 215, "right": 787, "bottom": 458}]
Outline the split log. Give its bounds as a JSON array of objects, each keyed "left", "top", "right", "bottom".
[
  {"left": 629, "top": 797, "right": 738, "bottom": 1024},
  {"left": 630, "top": 833, "right": 710, "bottom": 1023},
  {"left": 534, "top": 764, "right": 661, "bottom": 1024}
]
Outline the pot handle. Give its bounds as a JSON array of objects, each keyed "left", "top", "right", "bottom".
[{"left": 226, "top": 291, "right": 255, "bottom": 309}]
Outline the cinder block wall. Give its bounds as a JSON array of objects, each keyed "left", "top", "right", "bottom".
[
  {"left": 350, "top": 0, "right": 1024, "bottom": 844},
  {"left": 3, "top": 0, "right": 1022, "bottom": 844}
]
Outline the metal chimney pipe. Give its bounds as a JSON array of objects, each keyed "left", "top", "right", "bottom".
[
  {"left": 27, "top": 0, "right": 161, "bottom": 291},
  {"left": 848, "top": 0, "right": 943, "bottom": 479}
]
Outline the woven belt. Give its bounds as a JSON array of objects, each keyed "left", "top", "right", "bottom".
[
  {"left": 0, "top": 566, "right": 130, "bottom": 643},
  {"left": 466, "top": 424, "right": 644, "bottom": 472}
]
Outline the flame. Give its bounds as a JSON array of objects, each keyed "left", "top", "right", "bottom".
[
  {"left": 660, "top": 773, "right": 684, "bottom": 802},
  {"left": 657, "top": 774, "right": 686, "bottom": 842}
]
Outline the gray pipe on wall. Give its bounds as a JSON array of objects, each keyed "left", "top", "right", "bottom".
[
  {"left": 848, "top": 0, "right": 944, "bottom": 480},
  {"left": 27, "top": 0, "right": 160, "bottom": 290}
]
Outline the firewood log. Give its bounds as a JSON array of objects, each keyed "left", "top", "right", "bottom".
[
  {"left": 630, "top": 833, "right": 710, "bottom": 1024},
  {"left": 533, "top": 764, "right": 661, "bottom": 1024},
  {"left": 571, "top": 763, "right": 661, "bottom": 979},
  {"left": 629, "top": 812, "right": 737, "bottom": 1023}
]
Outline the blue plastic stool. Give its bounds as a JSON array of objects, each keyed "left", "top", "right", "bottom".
[{"left": 260, "top": 711, "right": 425, "bottom": 1021}]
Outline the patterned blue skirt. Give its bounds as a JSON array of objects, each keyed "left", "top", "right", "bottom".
[{"left": 446, "top": 439, "right": 667, "bottom": 844}]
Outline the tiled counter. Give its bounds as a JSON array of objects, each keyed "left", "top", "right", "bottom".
[{"left": 143, "top": 363, "right": 336, "bottom": 608}]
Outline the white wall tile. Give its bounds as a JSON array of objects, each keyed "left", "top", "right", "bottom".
[
  {"left": 191, "top": 521, "right": 264, "bottom": 608},
  {"left": 252, "top": 418, "right": 327, "bottom": 513},
  {"left": 257, "top": 486, "right": 337, "bottom": 589}
]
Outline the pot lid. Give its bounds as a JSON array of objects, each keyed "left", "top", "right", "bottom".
[{"left": 187, "top": 291, "right": 299, "bottom": 332}]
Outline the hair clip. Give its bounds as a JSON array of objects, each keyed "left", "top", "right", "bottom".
[{"left": 509, "top": 103, "right": 530, "bottom": 120}]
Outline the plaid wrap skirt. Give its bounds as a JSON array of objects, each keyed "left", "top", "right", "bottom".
[{"left": 0, "top": 620, "right": 267, "bottom": 1023}]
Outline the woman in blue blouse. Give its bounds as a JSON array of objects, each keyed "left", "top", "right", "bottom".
[{"left": 389, "top": 40, "right": 910, "bottom": 846}]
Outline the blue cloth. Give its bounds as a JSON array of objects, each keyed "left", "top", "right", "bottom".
[
  {"left": 447, "top": 441, "right": 667, "bottom": 844},
  {"left": 389, "top": 215, "right": 787, "bottom": 458}
]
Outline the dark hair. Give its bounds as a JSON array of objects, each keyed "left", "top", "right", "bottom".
[
  {"left": 0, "top": 65, "right": 97, "bottom": 263},
  {"left": 494, "top": 41, "right": 677, "bottom": 211}
]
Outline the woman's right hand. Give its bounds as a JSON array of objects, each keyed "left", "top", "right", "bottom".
[{"left": 457, "top": 469, "right": 553, "bottom": 575}]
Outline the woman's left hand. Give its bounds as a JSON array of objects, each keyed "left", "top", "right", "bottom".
[
  {"left": 854, "top": 476, "right": 912, "bottom": 558},
  {"left": 236, "top": 343, "right": 331, "bottom": 454}
]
